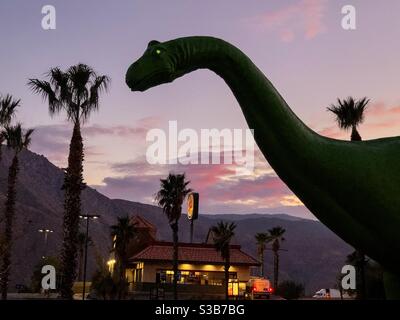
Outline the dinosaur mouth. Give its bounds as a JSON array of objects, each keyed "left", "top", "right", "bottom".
[{"left": 128, "top": 71, "right": 171, "bottom": 92}]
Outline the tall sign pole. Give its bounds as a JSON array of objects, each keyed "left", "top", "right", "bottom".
[
  {"left": 190, "top": 219, "right": 194, "bottom": 244},
  {"left": 187, "top": 193, "right": 199, "bottom": 243}
]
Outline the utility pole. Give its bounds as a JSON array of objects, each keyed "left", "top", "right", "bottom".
[{"left": 79, "top": 214, "right": 99, "bottom": 300}]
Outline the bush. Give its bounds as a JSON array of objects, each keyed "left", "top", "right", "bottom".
[
  {"left": 91, "top": 269, "right": 118, "bottom": 300},
  {"left": 277, "top": 280, "right": 305, "bottom": 300},
  {"left": 30, "top": 256, "right": 61, "bottom": 293}
]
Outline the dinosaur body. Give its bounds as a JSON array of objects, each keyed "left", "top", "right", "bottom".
[{"left": 126, "top": 37, "right": 400, "bottom": 290}]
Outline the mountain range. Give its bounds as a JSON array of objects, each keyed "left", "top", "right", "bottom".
[{"left": 0, "top": 148, "right": 352, "bottom": 294}]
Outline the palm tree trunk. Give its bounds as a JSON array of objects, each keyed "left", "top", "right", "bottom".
[
  {"left": 260, "top": 249, "right": 264, "bottom": 277},
  {"left": 224, "top": 256, "right": 230, "bottom": 300},
  {"left": 118, "top": 259, "right": 125, "bottom": 300},
  {"left": 356, "top": 250, "right": 366, "bottom": 300},
  {"left": 0, "top": 154, "right": 19, "bottom": 300},
  {"left": 351, "top": 126, "right": 362, "bottom": 141},
  {"left": 171, "top": 222, "right": 179, "bottom": 300},
  {"left": 0, "top": 138, "right": 3, "bottom": 164},
  {"left": 273, "top": 251, "right": 279, "bottom": 290},
  {"left": 60, "top": 122, "right": 84, "bottom": 299}
]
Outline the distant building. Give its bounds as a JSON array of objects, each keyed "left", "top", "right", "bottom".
[{"left": 109, "top": 215, "right": 260, "bottom": 298}]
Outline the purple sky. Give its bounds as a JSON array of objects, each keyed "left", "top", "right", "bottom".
[{"left": 1, "top": 0, "right": 400, "bottom": 219}]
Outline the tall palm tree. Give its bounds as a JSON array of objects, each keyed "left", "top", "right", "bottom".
[
  {"left": 28, "top": 64, "right": 110, "bottom": 299},
  {"left": 255, "top": 232, "right": 269, "bottom": 277},
  {"left": 211, "top": 221, "right": 236, "bottom": 300},
  {"left": 155, "top": 173, "right": 191, "bottom": 300},
  {"left": 327, "top": 96, "right": 369, "bottom": 141},
  {"left": 0, "top": 124, "right": 33, "bottom": 300},
  {"left": 346, "top": 250, "right": 368, "bottom": 299},
  {"left": 0, "top": 94, "right": 19, "bottom": 163},
  {"left": 327, "top": 96, "right": 369, "bottom": 299},
  {"left": 0, "top": 95, "right": 19, "bottom": 277},
  {"left": 110, "top": 216, "right": 137, "bottom": 299},
  {"left": 267, "top": 226, "right": 286, "bottom": 291},
  {"left": 77, "top": 232, "right": 92, "bottom": 282}
]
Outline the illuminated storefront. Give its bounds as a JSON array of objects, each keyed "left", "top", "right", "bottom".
[
  {"left": 109, "top": 215, "right": 260, "bottom": 298},
  {"left": 126, "top": 241, "right": 259, "bottom": 297}
]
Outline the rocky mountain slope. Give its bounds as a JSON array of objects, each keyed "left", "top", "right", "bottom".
[{"left": 0, "top": 148, "right": 351, "bottom": 294}]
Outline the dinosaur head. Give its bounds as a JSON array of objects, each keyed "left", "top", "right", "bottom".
[{"left": 126, "top": 40, "right": 177, "bottom": 92}]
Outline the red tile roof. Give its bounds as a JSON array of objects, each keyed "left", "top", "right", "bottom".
[
  {"left": 130, "top": 215, "right": 157, "bottom": 231},
  {"left": 129, "top": 241, "right": 260, "bottom": 266}
]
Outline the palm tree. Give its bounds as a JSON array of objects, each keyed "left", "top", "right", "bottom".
[
  {"left": 77, "top": 232, "right": 92, "bottom": 282},
  {"left": 0, "top": 94, "right": 19, "bottom": 163},
  {"left": 346, "top": 250, "right": 368, "bottom": 299},
  {"left": 110, "top": 216, "right": 137, "bottom": 299},
  {"left": 0, "top": 95, "right": 19, "bottom": 281},
  {"left": 267, "top": 226, "right": 286, "bottom": 291},
  {"left": 0, "top": 124, "right": 34, "bottom": 300},
  {"left": 211, "top": 221, "right": 236, "bottom": 300},
  {"left": 255, "top": 232, "right": 269, "bottom": 277},
  {"left": 327, "top": 96, "right": 369, "bottom": 299},
  {"left": 155, "top": 173, "right": 191, "bottom": 300},
  {"left": 327, "top": 96, "right": 369, "bottom": 141},
  {"left": 28, "top": 64, "right": 110, "bottom": 299}
]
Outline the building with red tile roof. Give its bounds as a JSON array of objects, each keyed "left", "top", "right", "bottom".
[
  {"left": 111, "top": 215, "right": 260, "bottom": 298},
  {"left": 130, "top": 241, "right": 259, "bottom": 266}
]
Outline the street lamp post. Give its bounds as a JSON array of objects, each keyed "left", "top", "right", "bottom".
[
  {"left": 38, "top": 229, "right": 53, "bottom": 259},
  {"left": 79, "top": 214, "right": 99, "bottom": 300}
]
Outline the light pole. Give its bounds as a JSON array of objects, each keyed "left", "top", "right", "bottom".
[
  {"left": 38, "top": 229, "right": 53, "bottom": 259},
  {"left": 79, "top": 214, "right": 99, "bottom": 300}
]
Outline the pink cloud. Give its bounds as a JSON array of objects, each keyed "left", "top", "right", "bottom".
[
  {"left": 83, "top": 116, "right": 162, "bottom": 138},
  {"left": 253, "top": 0, "right": 327, "bottom": 42},
  {"left": 261, "top": 3, "right": 299, "bottom": 28},
  {"left": 280, "top": 29, "right": 295, "bottom": 43},
  {"left": 303, "top": 0, "right": 326, "bottom": 39},
  {"left": 366, "top": 102, "right": 387, "bottom": 117},
  {"left": 317, "top": 126, "right": 346, "bottom": 139},
  {"left": 388, "top": 106, "right": 400, "bottom": 114},
  {"left": 94, "top": 150, "right": 302, "bottom": 216}
]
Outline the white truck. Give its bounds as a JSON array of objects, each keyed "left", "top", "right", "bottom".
[{"left": 313, "top": 288, "right": 351, "bottom": 299}]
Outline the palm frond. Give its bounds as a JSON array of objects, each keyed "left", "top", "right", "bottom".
[
  {"left": 65, "top": 102, "right": 80, "bottom": 124},
  {"left": 110, "top": 216, "right": 137, "bottom": 261},
  {"left": 255, "top": 232, "right": 269, "bottom": 244},
  {"left": 211, "top": 221, "right": 236, "bottom": 260},
  {"left": 48, "top": 67, "right": 72, "bottom": 104},
  {"left": 22, "top": 128, "right": 34, "bottom": 149},
  {"left": 30, "top": 64, "right": 110, "bottom": 126},
  {"left": 155, "top": 173, "right": 192, "bottom": 224},
  {"left": 2, "top": 123, "right": 34, "bottom": 152},
  {"left": 67, "top": 63, "right": 94, "bottom": 102},
  {"left": 0, "top": 94, "right": 20, "bottom": 125},
  {"left": 327, "top": 96, "right": 369, "bottom": 130},
  {"left": 80, "top": 75, "right": 111, "bottom": 123},
  {"left": 28, "top": 79, "right": 62, "bottom": 116}
]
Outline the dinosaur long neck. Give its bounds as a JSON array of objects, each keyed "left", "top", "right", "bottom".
[
  {"left": 167, "top": 37, "right": 375, "bottom": 249},
  {"left": 168, "top": 36, "right": 319, "bottom": 174},
  {"left": 156, "top": 37, "right": 400, "bottom": 275}
]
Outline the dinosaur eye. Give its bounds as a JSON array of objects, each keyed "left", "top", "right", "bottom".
[{"left": 156, "top": 49, "right": 161, "bottom": 55}]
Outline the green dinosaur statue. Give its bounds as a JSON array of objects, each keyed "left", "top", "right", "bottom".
[{"left": 126, "top": 36, "right": 400, "bottom": 298}]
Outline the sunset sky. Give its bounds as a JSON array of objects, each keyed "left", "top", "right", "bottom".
[{"left": 1, "top": 0, "right": 400, "bottom": 219}]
